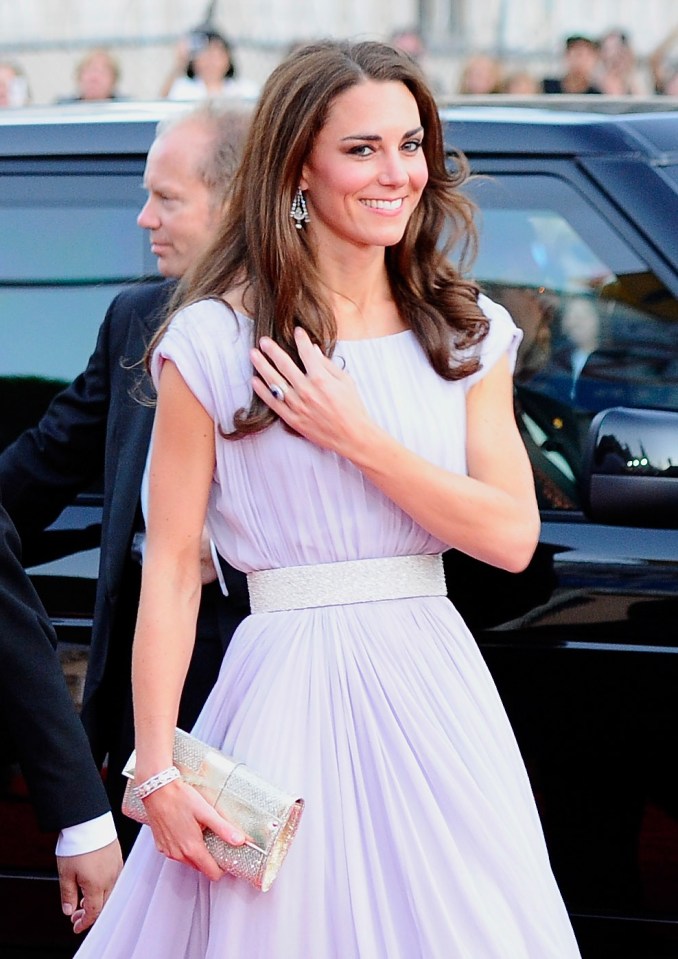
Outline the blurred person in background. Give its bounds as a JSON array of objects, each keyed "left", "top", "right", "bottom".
[
  {"left": 0, "top": 59, "right": 30, "bottom": 107},
  {"left": 161, "top": 26, "right": 258, "bottom": 101},
  {"left": 650, "top": 23, "right": 678, "bottom": 95},
  {"left": 57, "top": 48, "right": 125, "bottom": 103},
  {"left": 501, "top": 70, "right": 540, "bottom": 94},
  {"left": 389, "top": 27, "right": 426, "bottom": 63},
  {"left": 542, "top": 35, "right": 602, "bottom": 94},
  {"left": 457, "top": 53, "right": 503, "bottom": 94},
  {"left": 389, "top": 26, "right": 444, "bottom": 95},
  {"left": 596, "top": 29, "right": 646, "bottom": 95}
]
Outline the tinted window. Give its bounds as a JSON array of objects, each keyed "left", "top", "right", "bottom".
[
  {"left": 464, "top": 174, "right": 678, "bottom": 510},
  {"left": 0, "top": 171, "right": 157, "bottom": 449},
  {"left": 656, "top": 163, "right": 678, "bottom": 191}
]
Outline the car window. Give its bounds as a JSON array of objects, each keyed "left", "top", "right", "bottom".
[
  {"left": 0, "top": 171, "right": 157, "bottom": 451},
  {"left": 655, "top": 163, "right": 678, "bottom": 192},
  {"left": 464, "top": 174, "right": 678, "bottom": 511}
]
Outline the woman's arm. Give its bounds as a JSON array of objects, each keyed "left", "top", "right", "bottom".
[
  {"left": 251, "top": 328, "right": 539, "bottom": 573},
  {"left": 159, "top": 38, "right": 191, "bottom": 98},
  {"left": 131, "top": 360, "right": 246, "bottom": 879}
]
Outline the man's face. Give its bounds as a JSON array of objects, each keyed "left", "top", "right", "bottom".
[
  {"left": 137, "top": 120, "right": 221, "bottom": 278},
  {"left": 566, "top": 41, "right": 599, "bottom": 80}
]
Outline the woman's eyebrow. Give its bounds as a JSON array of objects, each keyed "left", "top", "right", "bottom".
[{"left": 340, "top": 126, "right": 424, "bottom": 142}]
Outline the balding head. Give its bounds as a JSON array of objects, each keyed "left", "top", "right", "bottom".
[
  {"left": 137, "top": 102, "right": 251, "bottom": 277},
  {"left": 156, "top": 101, "right": 252, "bottom": 209}
]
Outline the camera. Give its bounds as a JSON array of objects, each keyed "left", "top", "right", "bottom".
[{"left": 187, "top": 31, "right": 209, "bottom": 57}]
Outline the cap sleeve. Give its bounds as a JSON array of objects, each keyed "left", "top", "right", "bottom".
[
  {"left": 461, "top": 293, "right": 523, "bottom": 391},
  {"left": 150, "top": 302, "right": 220, "bottom": 419}
]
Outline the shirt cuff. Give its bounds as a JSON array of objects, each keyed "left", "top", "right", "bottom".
[{"left": 55, "top": 812, "right": 117, "bottom": 857}]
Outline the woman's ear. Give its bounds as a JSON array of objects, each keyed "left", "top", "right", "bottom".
[{"left": 299, "top": 167, "right": 309, "bottom": 191}]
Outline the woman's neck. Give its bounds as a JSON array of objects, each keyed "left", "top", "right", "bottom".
[{"left": 316, "top": 245, "right": 404, "bottom": 340}]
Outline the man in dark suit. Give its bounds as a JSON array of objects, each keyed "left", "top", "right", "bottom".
[
  {"left": 0, "top": 101, "right": 252, "bottom": 853},
  {"left": 0, "top": 494, "right": 122, "bottom": 934}
]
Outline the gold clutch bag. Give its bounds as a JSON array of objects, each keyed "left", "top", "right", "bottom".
[{"left": 122, "top": 728, "right": 304, "bottom": 892}]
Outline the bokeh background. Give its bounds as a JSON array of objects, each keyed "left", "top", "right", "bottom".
[{"left": 1, "top": 0, "right": 678, "bottom": 104}]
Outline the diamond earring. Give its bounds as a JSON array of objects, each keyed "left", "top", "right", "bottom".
[{"left": 290, "top": 187, "right": 310, "bottom": 229}]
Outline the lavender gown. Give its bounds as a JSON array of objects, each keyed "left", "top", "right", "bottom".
[{"left": 75, "top": 295, "right": 581, "bottom": 958}]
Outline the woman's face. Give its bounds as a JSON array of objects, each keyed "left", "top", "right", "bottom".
[
  {"left": 461, "top": 55, "right": 500, "bottom": 94},
  {"left": 193, "top": 40, "right": 231, "bottom": 83},
  {"left": 78, "top": 53, "right": 117, "bottom": 100},
  {"left": 300, "top": 79, "right": 429, "bottom": 254}
]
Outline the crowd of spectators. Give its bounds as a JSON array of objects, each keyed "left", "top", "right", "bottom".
[
  {"left": 452, "top": 27, "right": 678, "bottom": 97},
  {"left": 0, "top": 26, "right": 260, "bottom": 108},
  {"left": 3, "top": 22, "right": 678, "bottom": 109}
]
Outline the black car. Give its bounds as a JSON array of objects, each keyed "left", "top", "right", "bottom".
[
  {"left": 445, "top": 104, "right": 678, "bottom": 958},
  {"left": 1, "top": 101, "right": 678, "bottom": 957}
]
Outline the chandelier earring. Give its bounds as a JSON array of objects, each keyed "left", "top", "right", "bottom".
[{"left": 290, "top": 187, "right": 310, "bottom": 229}]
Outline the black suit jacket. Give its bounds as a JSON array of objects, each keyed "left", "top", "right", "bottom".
[
  {"left": 0, "top": 280, "right": 249, "bottom": 767},
  {"left": 0, "top": 495, "right": 110, "bottom": 832}
]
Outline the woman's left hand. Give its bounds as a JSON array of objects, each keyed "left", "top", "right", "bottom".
[{"left": 251, "top": 327, "right": 372, "bottom": 457}]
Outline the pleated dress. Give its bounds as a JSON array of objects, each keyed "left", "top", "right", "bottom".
[{"left": 74, "top": 294, "right": 581, "bottom": 958}]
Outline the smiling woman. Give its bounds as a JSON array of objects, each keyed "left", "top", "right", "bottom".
[
  {"left": 72, "top": 40, "right": 580, "bottom": 959},
  {"left": 297, "top": 80, "right": 428, "bottom": 271}
]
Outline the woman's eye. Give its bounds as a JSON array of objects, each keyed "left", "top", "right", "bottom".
[
  {"left": 403, "top": 139, "right": 423, "bottom": 153},
  {"left": 347, "top": 144, "right": 374, "bottom": 157}
]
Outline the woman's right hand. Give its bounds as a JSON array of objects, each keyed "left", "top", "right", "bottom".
[{"left": 142, "top": 779, "right": 248, "bottom": 881}]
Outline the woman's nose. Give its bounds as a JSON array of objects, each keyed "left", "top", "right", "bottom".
[{"left": 377, "top": 151, "right": 409, "bottom": 187}]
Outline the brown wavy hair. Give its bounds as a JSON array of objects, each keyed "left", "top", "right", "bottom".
[{"left": 148, "top": 39, "right": 488, "bottom": 437}]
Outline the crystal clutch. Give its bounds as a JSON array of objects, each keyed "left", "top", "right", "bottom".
[{"left": 122, "top": 728, "right": 304, "bottom": 891}]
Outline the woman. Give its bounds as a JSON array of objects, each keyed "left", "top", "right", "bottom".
[
  {"left": 457, "top": 52, "right": 503, "bottom": 94},
  {"left": 57, "top": 48, "right": 123, "bottom": 103},
  {"left": 75, "top": 40, "right": 581, "bottom": 957},
  {"left": 161, "top": 27, "right": 258, "bottom": 101},
  {"left": 596, "top": 29, "right": 646, "bottom": 96}
]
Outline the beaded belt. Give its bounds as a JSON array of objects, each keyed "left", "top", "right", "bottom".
[{"left": 247, "top": 554, "right": 446, "bottom": 613}]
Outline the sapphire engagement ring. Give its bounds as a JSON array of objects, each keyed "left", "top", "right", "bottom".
[{"left": 269, "top": 382, "right": 288, "bottom": 402}]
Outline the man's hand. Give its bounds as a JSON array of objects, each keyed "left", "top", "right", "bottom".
[{"left": 57, "top": 838, "right": 123, "bottom": 934}]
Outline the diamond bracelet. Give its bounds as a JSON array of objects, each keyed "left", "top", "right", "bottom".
[{"left": 133, "top": 765, "right": 181, "bottom": 800}]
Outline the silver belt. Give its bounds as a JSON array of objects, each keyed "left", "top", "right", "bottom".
[{"left": 247, "top": 554, "right": 446, "bottom": 614}]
